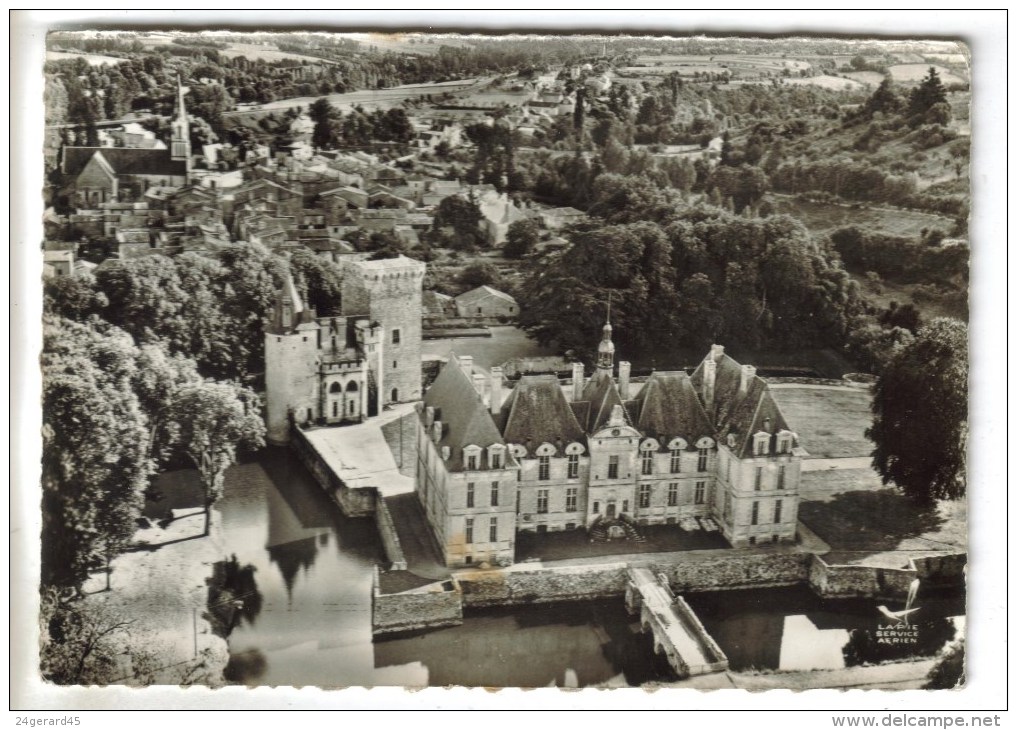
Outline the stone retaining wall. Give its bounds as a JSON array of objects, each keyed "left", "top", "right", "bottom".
[
  {"left": 371, "top": 567, "right": 463, "bottom": 636},
  {"left": 654, "top": 552, "right": 811, "bottom": 593},
  {"left": 459, "top": 562, "right": 630, "bottom": 608},
  {"left": 291, "top": 425, "right": 376, "bottom": 517},
  {"left": 375, "top": 500, "right": 408, "bottom": 571},
  {"left": 809, "top": 555, "right": 917, "bottom": 599},
  {"left": 909, "top": 553, "right": 966, "bottom": 587}
]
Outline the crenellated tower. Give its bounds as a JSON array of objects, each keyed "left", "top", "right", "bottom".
[{"left": 340, "top": 255, "right": 426, "bottom": 407}]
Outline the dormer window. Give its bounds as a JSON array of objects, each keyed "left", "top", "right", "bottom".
[
  {"left": 753, "top": 432, "right": 771, "bottom": 457},
  {"left": 488, "top": 444, "right": 506, "bottom": 470},
  {"left": 464, "top": 445, "right": 482, "bottom": 471},
  {"left": 467, "top": 454, "right": 478, "bottom": 470},
  {"left": 777, "top": 430, "right": 794, "bottom": 455}
]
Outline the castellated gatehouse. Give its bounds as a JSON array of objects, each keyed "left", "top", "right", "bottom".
[{"left": 264, "top": 254, "right": 425, "bottom": 445}]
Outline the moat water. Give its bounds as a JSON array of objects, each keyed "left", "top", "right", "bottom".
[{"left": 205, "top": 449, "right": 964, "bottom": 688}]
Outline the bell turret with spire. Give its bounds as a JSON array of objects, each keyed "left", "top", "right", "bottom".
[
  {"left": 596, "top": 295, "right": 615, "bottom": 374},
  {"left": 170, "top": 75, "right": 192, "bottom": 169}
]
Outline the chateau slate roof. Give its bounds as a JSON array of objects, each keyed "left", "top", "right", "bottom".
[
  {"left": 689, "top": 351, "right": 745, "bottom": 427},
  {"left": 581, "top": 370, "right": 630, "bottom": 433},
  {"left": 717, "top": 379, "right": 797, "bottom": 459},
  {"left": 63, "top": 147, "right": 186, "bottom": 178},
  {"left": 423, "top": 357, "right": 505, "bottom": 472},
  {"left": 633, "top": 371, "right": 714, "bottom": 447},
  {"left": 498, "top": 375, "right": 585, "bottom": 449}
]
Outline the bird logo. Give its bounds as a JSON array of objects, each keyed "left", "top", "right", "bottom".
[{"left": 877, "top": 578, "right": 921, "bottom": 626}]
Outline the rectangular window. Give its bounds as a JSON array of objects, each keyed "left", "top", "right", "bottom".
[
  {"left": 538, "top": 455, "right": 550, "bottom": 481},
  {"left": 670, "top": 449, "right": 682, "bottom": 474},
  {"left": 751, "top": 501, "right": 760, "bottom": 525},
  {"left": 536, "top": 489, "right": 549, "bottom": 514},
  {"left": 756, "top": 438, "right": 767, "bottom": 456},
  {"left": 697, "top": 448, "right": 709, "bottom": 472},
  {"left": 467, "top": 454, "right": 478, "bottom": 471},
  {"left": 639, "top": 484, "right": 651, "bottom": 508},
  {"left": 777, "top": 465, "right": 786, "bottom": 490},
  {"left": 622, "top": 499, "right": 629, "bottom": 513},
  {"left": 392, "top": 328, "right": 400, "bottom": 344},
  {"left": 565, "top": 488, "right": 578, "bottom": 512},
  {"left": 567, "top": 453, "right": 579, "bottom": 478},
  {"left": 465, "top": 518, "right": 474, "bottom": 544},
  {"left": 466, "top": 483, "right": 475, "bottom": 508},
  {"left": 754, "top": 467, "right": 763, "bottom": 491},
  {"left": 490, "top": 482, "right": 499, "bottom": 507},
  {"left": 608, "top": 455, "right": 619, "bottom": 479},
  {"left": 489, "top": 517, "right": 498, "bottom": 543},
  {"left": 392, "top": 360, "right": 398, "bottom": 369},
  {"left": 516, "top": 491, "right": 521, "bottom": 514},
  {"left": 641, "top": 452, "right": 653, "bottom": 475},
  {"left": 593, "top": 501, "right": 600, "bottom": 514},
  {"left": 774, "top": 499, "right": 783, "bottom": 523},
  {"left": 694, "top": 481, "right": 706, "bottom": 505},
  {"left": 667, "top": 483, "right": 679, "bottom": 507},
  {"left": 491, "top": 452, "right": 502, "bottom": 470}
]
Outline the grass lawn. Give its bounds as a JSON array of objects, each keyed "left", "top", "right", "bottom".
[
  {"left": 799, "top": 488, "right": 967, "bottom": 568},
  {"left": 769, "top": 386, "right": 874, "bottom": 459},
  {"left": 853, "top": 273, "right": 968, "bottom": 322},
  {"left": 769, "top": 195, "right": 955, "bottom": 238},
  {"left": 800, "top": 467, "right": 884, "bottom": 501}
]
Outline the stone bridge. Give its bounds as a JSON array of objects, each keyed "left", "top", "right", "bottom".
[{"left": 624, "top": 567, "right": 729, "bottom": 678}]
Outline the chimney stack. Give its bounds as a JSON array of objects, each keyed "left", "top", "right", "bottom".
[
  {"left": 739, "top": 364, "right": 757, "bottom": 398},
  {"left": 489, "top": 367, "right": 504, "bottom": 414},
  {"left": 619, "top": 361, "right": 631, "bottom": 400},
  {"left": 472, "top": 372, "right": 486, "bottom": 398},
  {"left": 703, "top": 357, "right": 717, "bottom": 412},
  {"left": 459, "top": 355, "right": 473, "bottom": 377},
  {"left": 572, "top": 362, "right": 585, "bottom": 402},
  {"left": 432, "top": 420, "right": 443, "bottom": 444},
  {"left": 710, "top": 344, "right": 725, "bottom": 361}
]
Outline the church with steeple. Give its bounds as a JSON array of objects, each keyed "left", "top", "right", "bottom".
[
  {"left": 414, "top": 313, "right": 806, "bottom": 568},
  {"left": 61, "top": 76, "right": 193, "bottom": 207}
]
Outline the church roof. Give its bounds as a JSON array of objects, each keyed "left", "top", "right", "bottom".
[
  {"left": 423, "top": 357, "right": 505, "bottom": 472},
  {"left": 498, "top": 375, "right": 585, "bottom": 448},
  {"left": 63, "top": 147, "right": 187, "bottom": 178},
  {"left": 633, "top": 371, "right": 714, "bottom": 446}
]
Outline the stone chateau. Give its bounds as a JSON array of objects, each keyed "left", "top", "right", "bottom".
[
  {"left": 414, "top": 320, "right": 805, "bottom": 568},
  {"left": 263, "top": 252, "right": 804, "bottom": 568}
]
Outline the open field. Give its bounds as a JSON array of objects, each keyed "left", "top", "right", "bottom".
[
  {"left": 769, "top": 194, "right": 955, "bottom": 238},
  {"left": 853, "top": 271, "right": 968, "bottom": 322},
  {"left": 229, "top": 77, "right": 486, "bottom": 114},
  {"left": 769, "top": 386, "right": 873, "bottom": 460},
  {"left": 220, "top": 43, "right": 334, "bottom": 64},
  {"left": 841, "top": 71, "right": 886, "bottom": 87},
  {"left": 353, "top": 33, "right": 474, "bottom": 56},
  {"left": 46, "top": 50, "right": 127, "bottom": 66},
  {"left": 623, "top": 54, "right": 810, "bottom": 79},
  {"left": 888, "top": 64, "right": 967, "bottom": 86},
  {"left": 780, "top": 75, "right": 866, "bottom": 91}
]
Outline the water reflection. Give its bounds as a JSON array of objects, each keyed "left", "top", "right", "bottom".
[
  {"left": 686, "top": 586, "right": 965, "bottom": 672},
  {"left": 210, "top": 449, "right": 965, "bottom": 687},
  {"left": 373, "top": 602, "right": 676, "bottom": 688},
  {"left": 842, "top": 616, "right": 957, "bottom": 667}
]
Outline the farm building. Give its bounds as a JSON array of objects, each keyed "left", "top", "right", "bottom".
[{"left": 455, "top": 285, "right": 518, "bottom": 319}]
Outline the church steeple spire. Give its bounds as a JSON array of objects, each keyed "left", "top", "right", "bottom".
[
  {"left": 596, "top": 293, "right": 615, "bottom": 374},
  {"left": 170, "top": 75, "right": 191, "bottom": 169}
]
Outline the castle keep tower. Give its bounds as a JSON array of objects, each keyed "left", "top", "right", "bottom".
[
  {"left": 264, "top": 275, "right": 320, "bottom": 445},
  {"left": 341, "top": 255, "right": 426, "bottom": 407}
]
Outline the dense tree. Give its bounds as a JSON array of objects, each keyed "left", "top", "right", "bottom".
[
  {"left": 39, "top": 588, "right": 135, "bottom": 684},
  {"left": 41, "top": 318, "right": 154, "bottom": 591},
  {"left": 867, "top": 318, "right": 968, "bottom": 504},
  {"left": 925, "top": 638, "right": 965, "bottom": 689},
  {"left": 503, "top": 218, "right": 541, "bottom": 259},
  {"left": 430, "top": 194, "right": 485, "bottom": 251},
  {"left": 457, "top": 261, "right": 502, "bottom": 292},
  {"left": 163, "top": 381, "right": 265, "bottom": 536},
  {"left": 288, "top": 248, "right": 344, "bottom": 315},
  {"left": 908, "top": 67, "right": 948, "bottom": 119}
]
